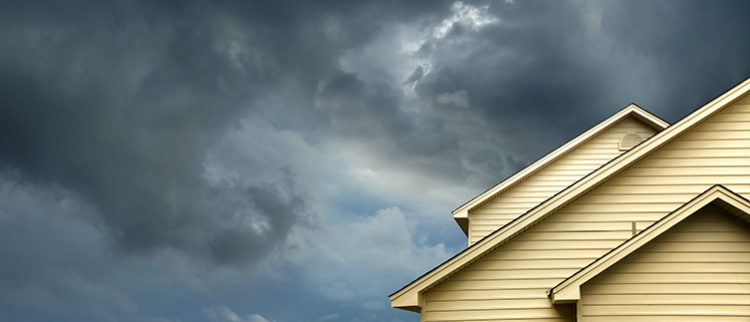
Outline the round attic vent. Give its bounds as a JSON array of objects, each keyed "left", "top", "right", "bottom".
[{"left": 619, "top": 133, "right": 643, "bottom": 151}]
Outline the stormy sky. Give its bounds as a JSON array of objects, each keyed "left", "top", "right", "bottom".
[{"left": 1, "top": 0, "right": 749, "bottom": 321}]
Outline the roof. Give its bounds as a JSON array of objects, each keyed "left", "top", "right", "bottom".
[
  {"left": 548, "top": 184, "right": 750, "bottom": 303},
  {"left": 452, "top": 104, "right": 669, "bottom": 234},
  {"left": 390, "top": 77, "right": 750, "bottom": 311}
]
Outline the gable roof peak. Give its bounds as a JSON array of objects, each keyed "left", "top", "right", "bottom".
[
  {"left": 549, "top": 184, "right": 750, "bottom": 304},
  {"left": 452, "top": 102, "right": 668, "bottom": 225}
]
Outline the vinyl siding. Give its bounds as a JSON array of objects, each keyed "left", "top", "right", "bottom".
[
  {"left": 469, "top": 117, "right": 659, "bottom": 244},
  {"left": 420, "top": 94, "right": 750, "bottom": 321},
  {"left": 578, "top": 204, "right": 750, "bottom": 322}
]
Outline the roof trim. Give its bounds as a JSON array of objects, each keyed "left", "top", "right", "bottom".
[
  {"left": 452, "top": 104, "right": 669, "bottom": 221},
  {"left": 549, "top": 184, "right": 750, "bottom": 304},
  {"left": 390, "top": 77, "right": 750, "bottom": 310}
]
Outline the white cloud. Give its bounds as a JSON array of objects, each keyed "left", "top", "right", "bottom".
[
  {"left": 338, "top": 1, "right": 499, "bottom": 99},
  {"left": 433, "top": 1, "right": 499, "bottom": 39}
]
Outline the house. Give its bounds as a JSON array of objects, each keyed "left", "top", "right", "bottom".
[{"left": 389, "top": 78, "right": 750, "bottom": 321}]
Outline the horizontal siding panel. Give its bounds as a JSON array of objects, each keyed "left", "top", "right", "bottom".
[
  {"left": 596, "top": 262, "right": 750, "bottom": 273},
  {"left": 662, "top": 231, "right": 750, "bottom": 242},
  {"left": 663, "top": 138, "right": 750, "bottom": 148},
  {"left": 531, "top": 219, "right": 739, "bottom": 232},
  {"left": 669, "top": 224, "right": 750, "bottom": 232},
  {"left": 465, "top": 239, "right": 624, "bottom": 252},
  {"left": 583, "top": 294, "right": 750, "bottom": 305},
  {"left": 627, "top": 251, "right": 750, "bottom": 262},
  {"left": 454, "top": 268, "right": 579, "bottom": 280},
  {"left": 585, "top": 184, "right": 749, "bottom": 196},
  {"left": 598, "top": 175, "right": 750, "bottom": 185},
  {"left": 530, "top": 222, "right": 639, "bottom": 231},
  {"left": 470, "top": 218, "right": 518, "bottom": 225},
  {"left": 469, "top": 259, "right": 597, "bottom": 270},
  {"left": 624, "top": 165, "right": 750, "bottom": 176},
  {"left": 582, "top": 304, "right": 750, "bottom": 316},
  {"left": 558, "top": 203, "right": 678, "bottom": 213},
  {"left": 591, "top": 273, "right": 750, "bottom": 284},
  {"left": 642, "top": 241, "right": 750, "bottom": 251},
  {"left": 426, "top": 289, "right": 545, "bottom": 301},
  {"left": 497, "top": 239, "right": 625, "bottom": 250},
  {"left": 584, "top": 283, "right": 750, "bottom": 294},
  {"left": 637, "top": 147, "right": 750, "bottom": 157},
  {"left": 437, "top": 278, "right": 563, "bottom": 291},
  {"left": 484, "top": 249, "right": 612, "bottom": 260},
  {"left": 519, "top": 231, "right": 635, "bottom": 240},
  {"left": 424, "top": 298, "right": 553, "bottom": 311},
  {"left": 546, "top": 213, "right": 664, "bottom": 221},
  {"left": 634, "top": 157, "right": 750, "bottom": 167},
  {"left": 573, "top": 194, "right": 693, "bottom": 204}
]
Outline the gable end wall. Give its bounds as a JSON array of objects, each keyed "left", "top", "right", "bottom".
[
  {"left": 469, "top": 117, "right": 659, "bottom": 244},
  {"left": 579, "top": 204, "right": 750, "bottom": 322}
]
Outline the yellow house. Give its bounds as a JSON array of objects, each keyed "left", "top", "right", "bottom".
[{"left": 390, "top": 78, "right": 750, "bottom": 321}]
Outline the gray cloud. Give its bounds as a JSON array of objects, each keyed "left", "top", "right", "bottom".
[
  {"left": 0, "top": 0, "right": 456, "bottom": 267},
  {"left": 0, "top": 0, "right": 321, "bottom": 265},
  {"left": 403, "top": 66, "right": 425, "bottom": 86}
]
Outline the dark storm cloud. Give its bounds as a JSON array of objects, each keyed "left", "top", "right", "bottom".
[
  {"left": 2, "top": 1, "right": 749, "bottom": 264},
  {"left": 598, "top": 0, "right": 750, "bottom": 120},
  {"left": 405, "top": 0, "right": 750, "bottom": 186},
  {"left": 0, "top": 0, "right": 442, "bottom": 265}
]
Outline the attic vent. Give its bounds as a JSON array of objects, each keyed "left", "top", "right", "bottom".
[{"left": 619, "top": 133, "right": 643, "bottom": 151}]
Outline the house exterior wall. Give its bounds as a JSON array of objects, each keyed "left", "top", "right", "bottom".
[
  {"left": 578, "top": 204, "right": 750, "bottom": 322},
  {"left": 419, "top": 94, "right": 750, "bottom": 321},
  {"left": 469, "top": 117, "right": 659, "bottom": 244}
]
